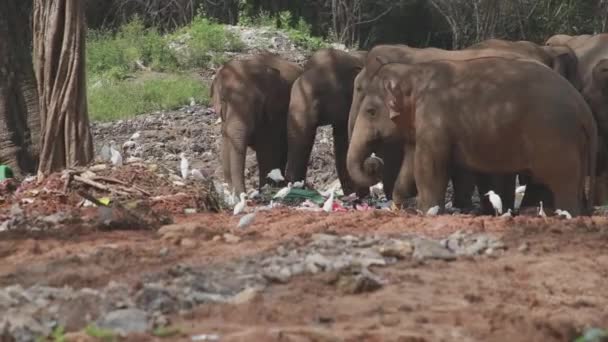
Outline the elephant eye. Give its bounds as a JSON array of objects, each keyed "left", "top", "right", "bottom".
[{"left": 366, "top": 108, "right": 376, "bottom": 117}]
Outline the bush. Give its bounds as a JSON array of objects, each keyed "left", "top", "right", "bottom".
[{"left": 88, "top": 74, "right": 209, "bottom": 121}]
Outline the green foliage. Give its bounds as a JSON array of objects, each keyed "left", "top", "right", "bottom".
[
  {"left": 285, "top": 16, "right": 328, "bottom": 51},
  {"left": 36, "top": 326, "right": 66, "bottom": 342},
  {"left": 88, "top": 74, "right": 208, "bottom": 121},
  {"left": 84, "top": 325, "right": 117, "bottom": 342},
  {"left": 87, "top": 15, "right": 243, "bottom": 78},
  {"left": 152, "top": 326, "right": 182, "bottom": 338}
]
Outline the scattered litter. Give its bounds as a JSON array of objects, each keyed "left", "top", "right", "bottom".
[{"left": 191, "top": 333, "right": 220, "bottom": 341}]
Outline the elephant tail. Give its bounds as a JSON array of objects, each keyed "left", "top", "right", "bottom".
[{"left": 585, "top": 122, "right": 598, "bottom": 215}]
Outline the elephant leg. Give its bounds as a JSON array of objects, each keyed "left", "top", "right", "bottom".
[
  {"left": 414, "top": 144, "right": 449, "bottom": 212},
  {"left": 595, "top": 171, "right": 608, "bottom": 206},
  {"left": 333, "top": 124, "right": 356, "bottom": 195},
  {"left": 520, "top": 181, "right": 553, "bottom": 208},
  {"left": 228, "top": 137, "right": 247, "bottom": 196},
  {"left": 392, "top": 146, "right": 415, "bottom": 206},
  {"left": 221, "top": 137, "right": 232, "bottom": 190},
  {"left": 475, "top": 173, "right": 494, "bottom": 215},
  {"left": 451, "top": 165, "right": 474, "bottom": 209},
  {"left": 382, "top": 143, "right": 406, "bottom": 201},
  {"left": 255, "top": 134, "right": 284, "bottom": 189},
  {"left": 285, "top": 109, "right": 317, "bottom": 185}
]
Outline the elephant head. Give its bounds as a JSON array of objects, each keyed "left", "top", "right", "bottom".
[
  {"left": 542, "top": 45, "right": 582, "bottom": 90},
  {"left": 347, "top": 62, "right": 414, "bottom": 188}
]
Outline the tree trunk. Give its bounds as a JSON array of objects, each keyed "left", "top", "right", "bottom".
[
  {"left": 0, "top": 0, "right": 40, "bottom": 176},
  {"left": 34, "top": 0, "right": 93, "bottom": 176}
]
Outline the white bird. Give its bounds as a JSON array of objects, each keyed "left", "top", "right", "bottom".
[
  {"left": 130, "top": 131, "right": 141, "bottom": 140},
  {"left": 370, "top": 182, "right": 384, "bottom": 198},
  {"left": 179, "top": 153, "right": 189, "bottom": 179},
  {"left": 190, "top": 169, "right": 205, "bottom": 180},
  {"left": 426, "top": 205, "right": 440, "bottom": 216},
  {"left": 515, "top": 185, "right": 527, "bottom": 194},
  {"left": 293, "top": 180, "right": 305, "bottom": 188},
  {"left": 100, "top": 144, "right": 111, "bottom": 161},
  {"left": 237, "top": 212, "right": 256, "bottom": 228},
  {"left": 267, "top": 168, "right": 285, "bottom": 183},
  {"left": 248, "top": 189, "right": 260, "bottom": 199},
  {"left": 538, "top": 201, "right": 547, "bottom": 217},
  {"left": 189, "top": 97, "right": 196, "bottom": 106},
  {"left": 555, "top": 209, "right": 572, "bottom": 219},
  {"left": 323, "top": 189, "right": 335, "bottom": 212},
  {"left": 233, "top": 192, "right": 247, "bottom": 215},
  {"left": 501, "top": 209, "right": 513, "bottom": 218},
  {"left": 110, "top": 141, "right": 123, "bottom": 166},
  {"left": 273, "top": 182, "right": 293, "bottom": 199},
  {"left": 484, "top": 190, "right": 503, "bottom": 216}
]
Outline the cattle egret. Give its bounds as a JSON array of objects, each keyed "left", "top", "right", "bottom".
[
  {"left": 538, "top": 201, "right": 547, "bottom": 217},
  {"left": 110, "top": 142, "right": 123, "bottom": 166},
  {"left": 273, "top": 182, "right": 293, "bottom": 199},
  {"left": 293, "top": 180, "right": 305, "bottom": 188},
  {"left": 323, "top": 190, "right": 335, "bottom": 212},
  {"left": 233, "top": 192, "right": 247, "bottom": 215},
  {"left": 484, "top": 190, "right": 503, "bottom": 215},
  {"left": 100, "top": 144, "right": 111, "bottom": 161},
  {"left": 501, "top": 209, "right": 512, "bottom": 218},
  {"left": 237, "top": 212, "right": 256, "bottom": 228},
  {"left": 190, "top": 169, "right": 205, "bottom": 180},
  {"left": 267, "top": 168, "right": 285, "bottom": 183},
  {"left": 248, "top": 189, "right": 260, "bottom": 198},
  {"left": 130, "top": 131, "right": 141, "bottom": 140},
  {"left": 555, "top": 209, "right": 572, "bottom": 219},
  {"left": 515, "top": 185, "right": 526, "bottom": 194},
  {"left": 426, "top": 205, "right": 440, "bottom": 216},
  {"left": 179, "top": 153, "right": 189, "bottom": 179}
]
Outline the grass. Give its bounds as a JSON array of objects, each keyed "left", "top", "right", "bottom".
[
  {"left": 84, "top": 325, "right": 117, "bottom": 342},
  {"left": 152, "top": 326, "right": 182, "bottom": 338},
  {"left": 88, "top": 73, "right": 208, "bottom": 121}
]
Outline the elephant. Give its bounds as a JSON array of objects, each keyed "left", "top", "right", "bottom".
[
  {"left": 545, "top": 34, "right": 593, "bottom": 49},
  {"left": 347, "top": 44, "right": 565, "bottom": 211},
  {"left": 285, "top": 48, "right": 367, "bottom": 195},
  {"left": 347, "top": 57, "right": 597, "bottom": 216},
  {"left": 210, "top": 52, "right": 302, "bottom": 195}
]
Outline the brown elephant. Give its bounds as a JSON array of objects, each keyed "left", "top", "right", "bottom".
[
  {"left": 545, "top": 34, "right": 593, "bottom": 49},
  {"left": 348, "top": 44, "right": 561, "bottom": 211},
  {"left": 285, "top": 48, "right": 367, "bottom": 195},
  {"left": 347, "top": 57, "right": 597, "bottom": 216},
  {"left": 210, "top": 52, "right": 302, "bottom": 195}
]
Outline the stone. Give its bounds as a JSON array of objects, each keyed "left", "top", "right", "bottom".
[
  {"left": 97, "top": 308, "right": 149, "bottom": 335},
  {"left": 518, "top": 242, "right": 529, "bottom": 252},
  {"left": 135, "top": 285, "right": 177, "bottom": 313},
  {"left": 412, "top": 238, "right": 456, "bottom": 261},
  {"left": 230, "top": 287, "right": 262, "bottom": 305},
  {"left": 305, "top": 253, "right": 332, "bottom": 272},
  {"left": 377, "top": 240, "right": 413, "bottom": 259},
  {"left": 336, "top": 270, "right": 383, "bottom": 295},
  {"left": 223, "top": 233, "right": 241, "bottom": 244},
  {"left": 180, "top": 238, "right": 197, "bottom": 248}
]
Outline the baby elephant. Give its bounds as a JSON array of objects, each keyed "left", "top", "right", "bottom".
[
  {"left": 348, "top": 57, "right": 597, "bottom": 216},
  {"left": 211, "top": 53, "right": 302, "bottom": 195}
]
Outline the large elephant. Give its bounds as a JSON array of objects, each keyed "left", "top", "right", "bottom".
[
  {"left": 285, "top": 48, "right": 367, "bottom": 195},
  {"left": 347, "top": 57, "right": 597, "bottom": 216},
  {"left": 347, "top": 44, "right": 563, "bottom": 211},
  {"left": 211, "top": 53, "right": 302, "bottom": 195}
]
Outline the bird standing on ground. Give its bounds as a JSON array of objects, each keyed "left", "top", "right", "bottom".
[
  {"left": 484, "top": 190, "right": 503, "bottom": 216},
  {"left": 323, "top": 189, "right": 335, "bottom": 213},
  {"left": 273, "top": 182, "right": 293, "bottom": 199},
  {"left": 233, "top": 192, "right": 247, "bottom": 215},
  {"left": 501, "top": 209, "right": 512, "bottom": 218},
  {"left": 267, "top": 168, "right": 285, "bottom": 183},
  {"left": 555, "top": 209, "right": 572, "bottom": 219},
  {"left": 180, "top": 153, "right": 189, "bottom": 179},
  {"left": 293, "top": 180, "right": 305, "bottom": 188},
  {"left": 538, "top": 201, "right": 547, "bottom": 217},
  {"left": 237, "top": 212, "right": 256, "bottom": 228},
  {"left": 426, "top": 205, "right": 440, "bottom": 216},
  {"left": 110, "top": 141, "right": 123, "bottom": 166}
]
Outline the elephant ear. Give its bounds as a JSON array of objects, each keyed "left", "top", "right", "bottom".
[
  {"left": 383, "top": 77, "right": 416, "bottom": 135},
  {"left": 547, "top": 47, "right": 582, "bottom": 91},
  {"left": 592, "top": 59, "right": 608, "bottom": 91}
]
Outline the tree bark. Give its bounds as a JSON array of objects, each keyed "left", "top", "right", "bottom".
[
  {"left": 34, "top": 0, "right": 93, "bottom": 176},
  {"left": 0, "top": 0, "right": 40, "bottom": 176}
]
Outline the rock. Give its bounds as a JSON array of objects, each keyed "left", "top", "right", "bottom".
[
  {"left": 180, "top": 238, "right": 197, "bottom": 248},
  {"left": 0, "top": 310, "right": 50, "bottom": 342},
  {"left": 377, "top": 240, "right": 413, "bottom": 259},
  {"left": 518, "top": 242, "right": 529, "bottom": 252},
  {"left": 305, "top": 253, "right": 332, "bottom": 273},
  {"left": 159, "top": 247, "right": 169, "bottom": 257},
  {"left": 230, "top": 287, "right": 262, "bottom": 305},
  {"left": 412, "top": 238, "right": 456, "bottom": 261},
  {"left": 223, "top": 233, "right": 241, "bottom": 244},
  {"left": 97, "top": 308, "right": 149, "bottom": 335},
  {"left": 135, "top": 285, "right": 177, "bottom": 314},
  {"left": 336, "top": 269, "right": 384, "bottom": 295}
]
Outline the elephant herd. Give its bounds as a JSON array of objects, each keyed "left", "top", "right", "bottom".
[{"left": 211, "top": 33, "right": 608, "bottom": 217}]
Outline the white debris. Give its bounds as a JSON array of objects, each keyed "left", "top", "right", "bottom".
[
  {"left": 100, "top": 144, "right": 111, "bottom": 161},
  {"left": 190, "top": 169, "right": 205, "bottom": 180},
  {"left": 266, "top": 168, "right": 285, "bottom": 183},
  {"left": 555, "top": 209, "right": 572, "bottom": 219},
  {"left": 110, "top": 142, "right": 123, "bottom": 166},
  {"left": 237, "top": 212, "right": 256, "bottom": 228},
  {"left": 180, "top": 152, "right": 189, "bottom": 179},
  {"left": 426, "top": 205, "right": 440, "bottom": 216},
  {"left": 130, "top": 131, "right": 141, "bottom": 140}
]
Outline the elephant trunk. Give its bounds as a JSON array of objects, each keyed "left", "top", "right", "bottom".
[{"left": 347, "top": 120, "right": 380, "bottom": 188}]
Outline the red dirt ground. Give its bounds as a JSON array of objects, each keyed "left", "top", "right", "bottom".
[{"left": 2, "top": 209, "right": 608, "bottom": 341}]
